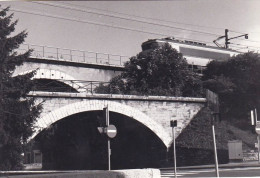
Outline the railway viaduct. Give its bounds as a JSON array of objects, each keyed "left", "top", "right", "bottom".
[{"left": 15, "top": 44, "right": 207, "bottom": 148}]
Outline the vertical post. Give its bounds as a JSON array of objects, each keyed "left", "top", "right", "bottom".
[
  {"left": 172, "top": 127, "right": 177, "bottom": 178},
  {"left": 70, "top": 50, "right": 72, "bottom": 61},
  {"left": 83, "top": 51, "right": 85, "bottom": 62},
  {"left": 255, "top": 108, "right": 258, "bottom": 122},
  {"left": 108, "top": 138, "right": 111, "bottom": 170},
  {"left": 170, "top": 120, "right": 177, "bottom": 178},
  {"left": 258, "top": 135, "right": 260, "bottom": 164},
  {"left": 57, "top": 48, "right": 59, "bottom": 59},
  {"left": 105, "top": 106, "right": 111, "bottom": 170},
  {"left": 90, "top": 82, "right": 93, "bottom": 94},
  {"left": 96, "top": 53, "right": 98, "bottom": 63},
  {"left": 108, "top": 54, "right": 110, "bottom": 64},
  {"left": 212, "top": 115, "right": 219, "bottom": 177},
  {"left": 120, "top": 56, "right": 122, "bottom": 66},
  {"left": 225, "top": 29, "right": 229, "bottom": 49},
  {"left": 43, "top": 46, "right": 45, "bottom": 57}
]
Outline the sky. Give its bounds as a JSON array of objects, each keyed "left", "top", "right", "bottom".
[{"left": 1, "top": 0, "right": 260, "bottom": 58}]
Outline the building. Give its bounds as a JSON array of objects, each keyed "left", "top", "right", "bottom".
[{"left": 141, "top": 37, "right": 240, "bottom": 74}]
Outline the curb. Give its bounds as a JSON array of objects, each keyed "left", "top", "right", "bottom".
[{"left": 161, "top": 162, "right": 260, "bottom": 170}]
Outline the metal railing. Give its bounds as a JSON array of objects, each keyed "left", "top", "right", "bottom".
[
  {"left": 32, "top": 79, "right": 110, "bottom": 94},
  {"left": 18, "top": 43, "right": 130, "bottom": 67}
]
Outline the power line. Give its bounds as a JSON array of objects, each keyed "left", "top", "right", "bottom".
[
  {"left": 229, "top": 29, "right": 260, "bottom": 35},
  {"left": 32, "top": 1, "right": 221, "bottom": 37},
  {"left": 6, "top": 5, "right": 258, "bottom": 52},
  {"left": 239, "top": 38, "right": 260, "bottom": 44},
  {"left": 29, "top": 2, "right": 260, "bottom": 47},
  {"left": 228, "top": 30, "right": 246, "bottom": 35},
  {"left": 5, "top": 7, "right": 214, "bottom": 45},
  {"left": 62, "top": 1, "right": 260, "bottom": 37},
  {"left": 229, "top": 42, "right": 260, "bottom": 50},
  {"left": 229, "top": 45, "right": 259, "bottom": 53},
  {"left": 60, "top": 1, "right": 226, "bottom": 32}
]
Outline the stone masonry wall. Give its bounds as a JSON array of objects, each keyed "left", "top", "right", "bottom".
[
  {"left": 30, "top": 92, "right": 206, "bottom": 148},
  {"left": 14, "top": 61, "right": 122, "bottom": 82}
]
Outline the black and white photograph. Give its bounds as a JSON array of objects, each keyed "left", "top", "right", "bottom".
[{"left": 0, "top": 1, "right": 260, "bottom": 177}]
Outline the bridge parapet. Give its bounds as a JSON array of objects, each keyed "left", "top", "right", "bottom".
[{"left": 18, "top": 43, "right": 129, "bottom": 67}]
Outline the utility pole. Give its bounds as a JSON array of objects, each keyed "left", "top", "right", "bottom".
[
  {"left": 214, "top": 29, "right": 248, "bottom": 49},
  {"left": 225, "top": 29, "right": 229, "bottom": 49}
]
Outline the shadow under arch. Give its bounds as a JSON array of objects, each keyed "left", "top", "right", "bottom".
[
  {"left": 30, "top": 100, "right": 172, "bottom": 148},
  {"left": 14, "top": 68, "right": 85, "bottom": 92}
]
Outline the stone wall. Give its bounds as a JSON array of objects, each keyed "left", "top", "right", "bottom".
[
  {"left": 29, "top": 92, "right": 206, "bottom": 148},
  {"left": 14, "top": 61, "right": 122, "bottom": 82}
]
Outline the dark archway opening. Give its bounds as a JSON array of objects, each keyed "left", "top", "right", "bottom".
[
  {"left": 34, "top": 111, "right": 167, "bottom": 170},
  {"left": 32, "top": 79, "right": 78, "bottom": 93}
]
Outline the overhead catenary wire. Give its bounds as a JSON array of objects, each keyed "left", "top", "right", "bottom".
[
  {"left": 3, "top": 7, "right": 214, "bottom": 45},
  {"left": 229, "top": 42, "right": 260, "bottom": 50},
  {"left": 2, "top": 5, "right": 259, "bottom": 53},
  {"left": 25, "top": 3, "right": 260, "bottom": 49},
  {"left": 32, "top": 1, "right": 222, "bottom": 37},
  {"left": 60, "top": 1, "right": 226, "bottom": 31},
  {"left": 229, "top": 44, "right": 260, "bottom": 53},
  {"left": 61, "top": 1, "right": 260, "bottom": 36}
]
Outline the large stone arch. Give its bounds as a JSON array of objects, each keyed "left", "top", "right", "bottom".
[
  {"left": 15, "top": 68, "right": 85, "bottom": 92},
  {"left": 30, "top": 100, "right": 172, "bottom": 148}
]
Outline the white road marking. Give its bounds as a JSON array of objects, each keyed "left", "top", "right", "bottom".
[{"left": 173, "top": 166, "right": 260, "bottom": 173}]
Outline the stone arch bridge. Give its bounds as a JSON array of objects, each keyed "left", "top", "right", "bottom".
[{"left": 28, "top": 91, "right": 206, "bottom": 148}]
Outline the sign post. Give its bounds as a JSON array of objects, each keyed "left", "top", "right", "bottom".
[
  {"left": 257, "top": 134, "right": 260, "bottom": 163},
  {"left": 104, "top": 106, "right": 111, "bottom": 170},
  {"left": 206, "top": 90, "right": 219, "bottom": 178},
  {"left": 211, "top": 113, "right": 219, "bottom": 178},
  {"left": 253, "top": 108, "right": 260, "bottom": 164},
  {"left": 170, "top": 120, "right": 177, "bottom": 178},
  {"left": 98, "top": 106, "right": 117, "bottom": 170}
]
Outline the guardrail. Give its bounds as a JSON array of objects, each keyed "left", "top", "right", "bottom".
[
  {"left": 32, "top": 79, "right": 110, "bottom": 94},
  {"left": 18, "top": 44, "right": 130, "bottom": 66}
]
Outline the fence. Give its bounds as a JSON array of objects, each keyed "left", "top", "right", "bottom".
[
  {"left": 18, "top": 43, "right": 129, "bottom": 66},
  {"left": 32, "top": 79, "right": 110, "bottom": 94}
]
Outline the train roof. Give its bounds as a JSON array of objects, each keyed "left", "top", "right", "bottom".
[{"left": 142, "top": 37, "right": 241, "bottom": 54}]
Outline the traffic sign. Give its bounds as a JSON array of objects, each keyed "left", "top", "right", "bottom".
[
  {"left": 206, "top": 89, "right": 219, "bottom": 113},
  {"left": 97, "top": 127, "right": 105, "bottom": 134},
  {"left": 107, "top": 125, "right": 117, "bottom": 138}
]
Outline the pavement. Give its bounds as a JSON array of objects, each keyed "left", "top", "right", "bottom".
[{"left": 161, "top": 161, "right": 260, "bottom": 170}]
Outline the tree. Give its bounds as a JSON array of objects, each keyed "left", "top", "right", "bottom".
[
  {"left": 0, "top": 7, "right": 41, "bottom": 170},
  {"left": 203, "top": 52, "right": 260, "bottom": 129},
  {"left": 95, "top": 44, "right": 202, "bottom": 97}
]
